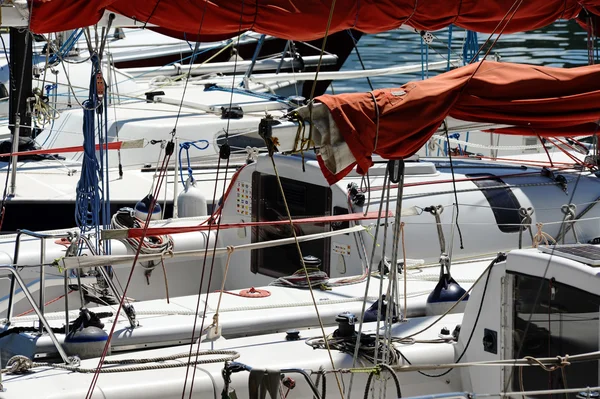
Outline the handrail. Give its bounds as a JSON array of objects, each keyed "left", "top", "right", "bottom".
[
  {"left": 6, "top": 229, "right": 73, "bottom": 326},
  {"left": 0, "top": 265, "right": 71, "bottom": 364}
]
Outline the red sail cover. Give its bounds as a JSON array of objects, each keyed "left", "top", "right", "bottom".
[
  {"left": 30, "top": 0, "right": 600, "bottom": 39},
  {"left": 315, "top": 61, "right": 600, "bottom": 184}
]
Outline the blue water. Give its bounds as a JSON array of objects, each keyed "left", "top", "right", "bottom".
[{"left": 329, "top": 20, "right": 597, "bottom": 93}]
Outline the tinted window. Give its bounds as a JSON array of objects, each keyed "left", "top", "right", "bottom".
[
  {"left": 512, "top": 272, "right": 600, "bottom": 397},
  {"left": 251, "top": 172, "right": 331, "bottom": 277},
  {"left": 467, "top": 173, "right": 521, "bottom": 233}
]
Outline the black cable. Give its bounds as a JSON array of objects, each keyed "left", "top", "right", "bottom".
[
  {"left": 399, "top": 254, "right": 503, "bottom": 378},
  {"left": 380, "top": 363, "right": 402, "bottom": 398},
  {"left": 364, "top": 371, "right": 375, "bottom": 399},
  {"left": 0, "top": 33, "right": 12, "bottom": 230},
  {"left": 504, "top": 168, "right": 586, "bottom": 392},
  {"left": 346, "top": 30, "right": 373, "bottom": 91},
  {"left": 142, "top": 0, "right": 163, "bottom": 30},
  {"left": 362, "top": 365, "right": 402, "bottom": 399},
  {"left": 445, "top": 129, "right": 465, "bottom": 249},
  {"left": 184, "top": 3, "right": 244, "bottom": 398}
]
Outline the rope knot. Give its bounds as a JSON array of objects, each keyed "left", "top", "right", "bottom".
[
  {"left": 6, "top": 355, "right": 33, "bottom": 374},
  {"left": 532, "top": 222, "right": 556, "bottom": 248},
  {"left": 226, "top": 245, "right": 235, "bottom": 254},
  {"left": 558, "top": 354, "right": 570, "bottom": 368}
]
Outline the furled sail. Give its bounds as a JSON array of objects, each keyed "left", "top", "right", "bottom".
[
  {"left": 30, "top": 0, "right": 600, "bottom": 39},
  {"left": 301, "top": 61, "right": 600, "bottom": 184}
]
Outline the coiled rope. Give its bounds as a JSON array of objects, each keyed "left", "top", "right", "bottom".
[{"left": 1, "top": 350, "right": 239, "bottom": 375}]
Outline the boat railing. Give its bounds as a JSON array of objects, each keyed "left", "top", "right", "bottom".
[
  {"left": 0, "top": 264, "right": 71, "bottom": 364},
  {"left": 5, "top": 229, "right": 135, "bottom": 330},
  {"left": 6, "top": 229, "right": 75, "bottom": 328},
  {"left": 78, "top": 235, "right": 137, "bottom": 328}
]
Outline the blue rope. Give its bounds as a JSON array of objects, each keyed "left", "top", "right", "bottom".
[
  {"left": 425, "top": 39, "right": 429, "bottom": 78},
  {"left": 448, "top": 133, "right": 461, "bottom": 155},
  {"left": 420, "top": 36, "right": 425, "bottom": 80},
  {"left": 463, "top": 30, "right": 479, "bottom": 65},
  {"left": 74, "top": 54, "right": 110, "bottom": 251},
  {"left": 178, "top": 139, "right": 209, "bottom": 185},
  {"left": 447, "top": 25, "right": 453, "bottom": 71},
  {"left": 49, "top": 29, "right": 84, "bottom": 64}
]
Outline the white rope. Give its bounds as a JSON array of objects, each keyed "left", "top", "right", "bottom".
[
  {"left": 31, "top": 88, "right": 61, "bottom": 127},
  {"left": 1, "top": 350, "right": 239, "bottom": 374}
]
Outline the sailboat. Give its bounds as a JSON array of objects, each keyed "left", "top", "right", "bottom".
[
  {"left": 1, "top": 0, "right": 600, "bottom": 397},
  {"left": 1, "top": 57, "right": 600, "bottom": 396}
]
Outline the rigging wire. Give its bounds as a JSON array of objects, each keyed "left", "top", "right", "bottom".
[
  {"left": 345, "top": 30, "right": 374, "bottom": 91},
  {"left": 305, "top": 0, "right": 339, "bottom": 155},
  {"left": 504, "top": 164, "right": 587, "bottom": 392},
  {"left": 182, "top": 2, "right": 241, "bottom": 398},
  {"left": 0, "top": 34, "right": 13, "bottom": 230},
  {"left": 142, "top": 0, "right": 163, "bottom": 30},
  {"left": 444, "top": 126, "right": 465, "bottom": 249}
]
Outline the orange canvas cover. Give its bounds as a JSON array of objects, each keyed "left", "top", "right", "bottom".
[
  {"left": 30, "top": 0, "right": 600, "bottom": 39},
  {"left": 315, "top": 61, "right": 600, "bottom": 184}
]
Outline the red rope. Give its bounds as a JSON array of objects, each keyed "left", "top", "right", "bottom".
[
  {"left": 0, "top": 141, "right": 129, "bottom": 157},
  {"left": 16, "top": 290, "right": 75, "bottom": 317},
  {"left": 462, "top": 155, "right": 578, "bottom": 167},
  {"left": 547, "top": 136, "right": 594, "bottom": 169},
  {"left": 365, "top": 166, "right": 576, "bottom": 193},
  {"left": 124, "top": 210, "right": 392, "bottom": 238},
  {"left": 85, "top": 141, "right": 174, "bottom": 399}
]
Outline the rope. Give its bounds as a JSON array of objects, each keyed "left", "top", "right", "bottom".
[
  {"left": 555, "top": 195, "right": 600, "bottom": 242},
  {"left": 518, "top": 207, "right": 534, "bottom": 249},
  {"left": 74, "top": 55, "right": 104, "bottom": 237},
  {"left": 268, "top": 153, "right": 346, "bottom": 399},
  {"left": 363, "top": 364, "right": 402, "bottom": 399},
  {"left": 269, "top": 268, "right": 330, "bottom": 289},
  {"left": 111, "top": 210, "right": 174, "bottom": 256},
  {"left": 1, "top": 350, "right": 239, "bottom": 375},
  {"left": 184, "top": 3, "right": 241, "bottom": 396},
  {"left": 443, "top": 123, "right": 465, "bottom": 249},
  {"left": 178, "top": 139, "right": 210, "bottom": 185},
  {"left": 211, "top": 246, "right": 235, "bottom": 333},
  {"left": 532, "top": 223, "right": 557, "bottom": 248},
  {"left": 31, "top": 87, "right": 60, "bottom": 126},
  {"left": 306, "top": 0, "right": 340, "bottom": 171},
  {"left": 401, "top": 222, "right": 408, "bottom": 321}
]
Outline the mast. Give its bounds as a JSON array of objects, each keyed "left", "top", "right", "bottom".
[
  {"left": 8, "top": 26, "right": 33, "bottom": 195},
  {"left": 9, "top": 27, "right": 32, "bottom": 143}
]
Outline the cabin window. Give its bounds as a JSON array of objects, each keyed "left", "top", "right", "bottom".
[
  {"left": 511, "top": 272, "right": 600, "bottom": 397},
  {"left": 0, "top": 83, "right": 7, "bottom": 99},
  {"left": 251, "top": 172, "right": 331, "bottom": 277},
  {"left": 466, "top": 173, "right": 521, "bottom": 233}
]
